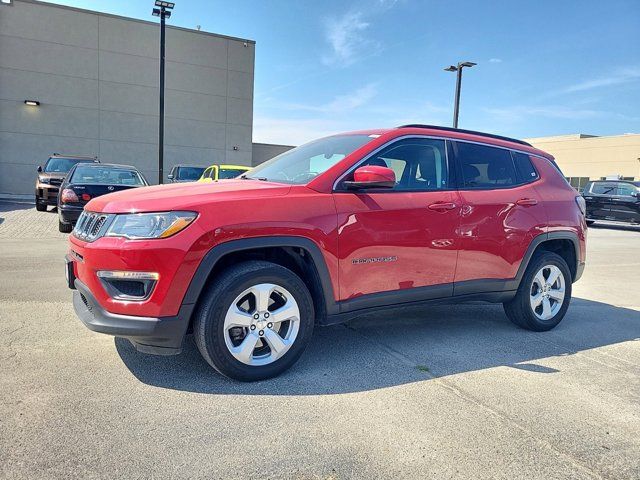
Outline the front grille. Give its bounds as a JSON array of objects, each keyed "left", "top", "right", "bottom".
[
  {"left": 49, "top": 178, "right": 63, "bottom": 186},
  {"left": 73, "top": 211, "right": 111, "bottom": 242}
]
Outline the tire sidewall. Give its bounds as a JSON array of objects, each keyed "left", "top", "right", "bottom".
[
  {"left": 197, "top": 263, "right": 314, "bottom": 381},
  {"left": 519, "top": 253, "right": 572, "bottom": 330}
]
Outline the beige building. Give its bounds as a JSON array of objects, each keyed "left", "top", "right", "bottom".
[{"left": 525, "top": 133, "right": 640, "bottom": 190}]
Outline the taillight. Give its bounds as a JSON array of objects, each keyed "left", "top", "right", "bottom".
[
  {"left": 81, "top": 193, "right": 91, "bottom": 201},
  {"left": 61, "top": 188, "right": 79, "bottom": 203},
  {"left": 575, "top": 196, "right": 586, "bottom": 215}
]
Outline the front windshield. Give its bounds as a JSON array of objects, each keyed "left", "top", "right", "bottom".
[
  {"left": 244, "top": 134, "right": 374, "bottom": 184},
  {"left": 44, "top": 158, "right": 90, "bottom": 173},
  {"left": 219, "top": 168, "right": 249, "bottom": 180},
  {"left": 71, "top": 166, "right": 146, "bottom": 186},
  {"left": 179, "top": 167, "right": 206, "bottom": 181}
]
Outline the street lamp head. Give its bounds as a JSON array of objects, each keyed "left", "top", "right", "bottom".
[
  {"left": 155, "top": 1, "right": 175, "bottom": 8},
  {"left": 152, "top": 8, "right": 160, "bottom": 16},
  {"left": 444, "top": 65, "right": 458, "bottom": 72},
  {"left": 459, "top": 61, "right": 477, "bottom": 68}
]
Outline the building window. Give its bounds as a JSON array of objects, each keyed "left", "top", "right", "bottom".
[{"left": 565, "top": 177, "right": 590, "bottom": 192}]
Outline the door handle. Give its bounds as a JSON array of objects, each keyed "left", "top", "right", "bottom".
[
  {"left": 516, "top": 198, "right": 538, "bottom": 207},
  {"left": 428, "top": 202, "right": 457, "bottom": 212}
]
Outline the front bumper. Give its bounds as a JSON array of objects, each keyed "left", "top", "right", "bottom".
[
  {"left": 72, "top": 278, "right": 192, "bottom": 355},
  {"left": 36, "top": 185, "right": 60, "bottom": 205}
]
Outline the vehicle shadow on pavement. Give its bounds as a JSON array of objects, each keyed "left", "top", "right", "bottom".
[
  {"left": 589, "top": 223, "right": 640, "bottom": 233},
  {"left": 115, "top": 297, "right": 640, "bottom": 395}
]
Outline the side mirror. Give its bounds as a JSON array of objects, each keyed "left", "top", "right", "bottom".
[
  {"left": 343, "top": 165, "right": 396, "bottom": 189},
  {"left": 37, "top": 165, "right": 42, "bottom": 173},
  {"left": 167, "top": 173, "right": 174, "bottom": 180}
]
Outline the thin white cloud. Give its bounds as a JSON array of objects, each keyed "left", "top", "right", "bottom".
[
  {"left": 489, "top": 58, "right": 503, "bottom": 63},
  {"left": 484, "top": 105, "right": 602, "bottom": 122},
  {"left": 270, "top": 83, "right": 379, "bottom": 114},
  {"left": 253, "top": 116, "right": 371, "bottom": 145},
  {"left": 564, "top": 66, "right": 640, "bottom": 93},
  {"left": 322, "top": 11, "right": 371, "bottom": 66}
]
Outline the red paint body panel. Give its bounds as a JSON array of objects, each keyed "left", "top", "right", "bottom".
[
  {"left": 334, "top": 190, "right": 460, "bottom": 299},
  {"left": 68, "top": 127, "right": 585, "bottom": 322}
]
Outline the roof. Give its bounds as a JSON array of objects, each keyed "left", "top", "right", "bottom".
[
  {"left": 75, "top": 163, "right": 139, "bottom": 170},
  {"left": 397, "top": 124, "right": 532, "bottom": 147}
]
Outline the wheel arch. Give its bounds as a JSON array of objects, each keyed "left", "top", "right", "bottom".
[
  {"left": 517, "top": 231, "right": 581, "bottom": 286},
  {"left": 182, "top": 237, "right": 338, "bottom": 328}
]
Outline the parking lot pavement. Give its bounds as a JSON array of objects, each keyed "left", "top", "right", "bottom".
[{"left": 1, "top": 201, "right": 639, "bottom": 480}]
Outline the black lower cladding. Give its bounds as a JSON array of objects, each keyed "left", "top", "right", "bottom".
[{"left": 72, "top": 279, "right": 193, "bottom": 355}]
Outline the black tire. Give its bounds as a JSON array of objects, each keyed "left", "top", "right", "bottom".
[
  {"left": 35, "top": 201, "right": 47, "bottom": 212},
  {"left": 503, "top": 251, "right": 572, "bottom": 332},
  {"left": 586, "top": 220, "right": 595, "bottom": 226},
  {"left": 193, "top": 261, "right": 315, "bottom": 381},
  {"left": 58, "top": 220, "right": 73, "bottom": 233}
]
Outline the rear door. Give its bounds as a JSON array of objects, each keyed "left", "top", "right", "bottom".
[
  {"left": 584, "top": 182, "right": 618, "bottom": 220},
  {"left": 450, "top": 141, "right": 548, "bottom": 290}
]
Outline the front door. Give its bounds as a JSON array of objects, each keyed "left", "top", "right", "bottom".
[{"left": 334, "top": 137, "right": 460, "bottom": 303}]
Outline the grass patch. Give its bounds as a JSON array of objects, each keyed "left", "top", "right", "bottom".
[{"left": 416, "top": 364, "right": 430, "bottom": 373}]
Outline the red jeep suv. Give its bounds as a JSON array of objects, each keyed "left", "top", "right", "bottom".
[{"left": 67, "top": 125, "right": 586, "bottom": 381}]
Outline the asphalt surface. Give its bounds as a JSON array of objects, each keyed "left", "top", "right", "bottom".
[{"left": 1, "top": 201, "right": 639, "bottom": 479}]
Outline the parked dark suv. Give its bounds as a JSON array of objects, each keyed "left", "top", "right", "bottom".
[
  {"left": 582, "top": 180, "right": 640, "bottom": 226},
  {"left": 36, "top": 154, "right": 99, "bottom": 211}
]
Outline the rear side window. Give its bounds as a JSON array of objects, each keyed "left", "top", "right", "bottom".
[
  {"left": 590, "top": 182, "right": 618, "bottom": 195},
  {"left": 452, "top": 141, "right": 517, "bottom": 189},
  {"left": 512, "top": 152, "right": 539, "bottom": 183}
]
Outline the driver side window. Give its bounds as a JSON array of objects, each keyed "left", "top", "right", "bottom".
[{"left": 358, "top": 138, "right": 449, "bottom": 191}]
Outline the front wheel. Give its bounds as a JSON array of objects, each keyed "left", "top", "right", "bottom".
[
  {"left": 503, "top": 252, "right": 572, "bottom": 331},
  {"left": 35, "top": 201, "right": 47, "bottom": 212},
  {"left": 586, "top": 220, "right": 595, "bottom": 226},
  {"left": 193, "top": 261, "right": 315, "bottom": 381}
]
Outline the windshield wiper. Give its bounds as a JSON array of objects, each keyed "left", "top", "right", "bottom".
[{"left": 240, "top": 175, "right": 268, "bottom": 181}]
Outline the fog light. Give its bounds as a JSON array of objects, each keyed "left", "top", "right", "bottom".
[{"left": 97, "top": 271, "right": 158, "bottom": 301}]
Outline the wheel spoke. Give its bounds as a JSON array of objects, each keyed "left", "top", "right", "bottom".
[
  {"left": 270, "top": 299, "right": 300, "bottom": 324},
  {"left": 534, "top": 270, "right": 545, "bottom": 288},
  {"left": 263, "top": 328, "right": 289, "bottom": 360},
  {"left": 547, "top": 267, "right": 561, "bottom": 287},
  {"left": 231, "top": 332, "right": 260, "bottom": 364},
  {"left": 541, "top": 297, "right": 552, "bottom": 319},
  {"left": 531, "top": 293, "right": 543, "bottom": 308},
  {"left": 251, "top": 284, "right": 273, "bottom": 312},
  {"left": 548, "top": 288, "right": 565, "bottom": 302},
  {"left": 225, "top": 307, "right": 253, "bottom": 328}
]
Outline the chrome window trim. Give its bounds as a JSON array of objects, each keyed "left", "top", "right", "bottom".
[{"left": 331, "top": 134, "right": 550, "bottom": 192}]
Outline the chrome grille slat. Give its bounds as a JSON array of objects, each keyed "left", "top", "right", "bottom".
[{"left": 73, "top": 211, "right": 110, "bottom": 242}]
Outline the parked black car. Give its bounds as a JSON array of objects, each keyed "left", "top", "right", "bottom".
[
  {"left": 35, "top": 154, "right": 99, "bottom": 211},
  {"left": 582, "top": 180, "right": 640, "bottom": 226},
  {"left": 167, "top": 165, "right": 206, "bottom": 183},
  {"left": 57, "top": 163, "right": 148, "bottom": 233}
]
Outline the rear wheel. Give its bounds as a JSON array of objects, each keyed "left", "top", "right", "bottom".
[
  {"left": 503, "top": 252, "right": 572, "bottom": 331},
  {"left": 58, "top": 220, "right": 73, "bottom": 233},
  {"left": 194, "top": 261, "right": 314, "bottom": 381},
  {"left": 586, "top": 220, "right": 595, "bottom": 226}
]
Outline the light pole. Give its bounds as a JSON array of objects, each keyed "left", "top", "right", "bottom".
[
  {"left": 444, "top": 61, "right": 476, "bottom": 128},
  {"left": 152, "top": 1, "right": 175, "bottom": 184}
]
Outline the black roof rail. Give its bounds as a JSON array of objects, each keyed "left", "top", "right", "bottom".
[{"left": 397, "top": 124, "right": 532, "bottom": 147}]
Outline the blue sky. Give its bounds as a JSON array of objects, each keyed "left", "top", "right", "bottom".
[{"left": 46, "top": 0, "right": 640, "bottom": 144}]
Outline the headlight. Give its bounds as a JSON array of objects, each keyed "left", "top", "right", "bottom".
[
  {"left": 39, "top": 176, "right": 50, "bottom": 184},
  {"left": 105, "top": 211, "right": 197, "bottom": 239}
]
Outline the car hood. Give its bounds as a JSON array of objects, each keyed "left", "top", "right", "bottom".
[{"left": 85, "top": 179, "right": 292, "bottom": 213}]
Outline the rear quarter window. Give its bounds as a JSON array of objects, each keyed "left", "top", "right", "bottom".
[{"left": 512, "top": 152, "right": 539, "bottom": 184}]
